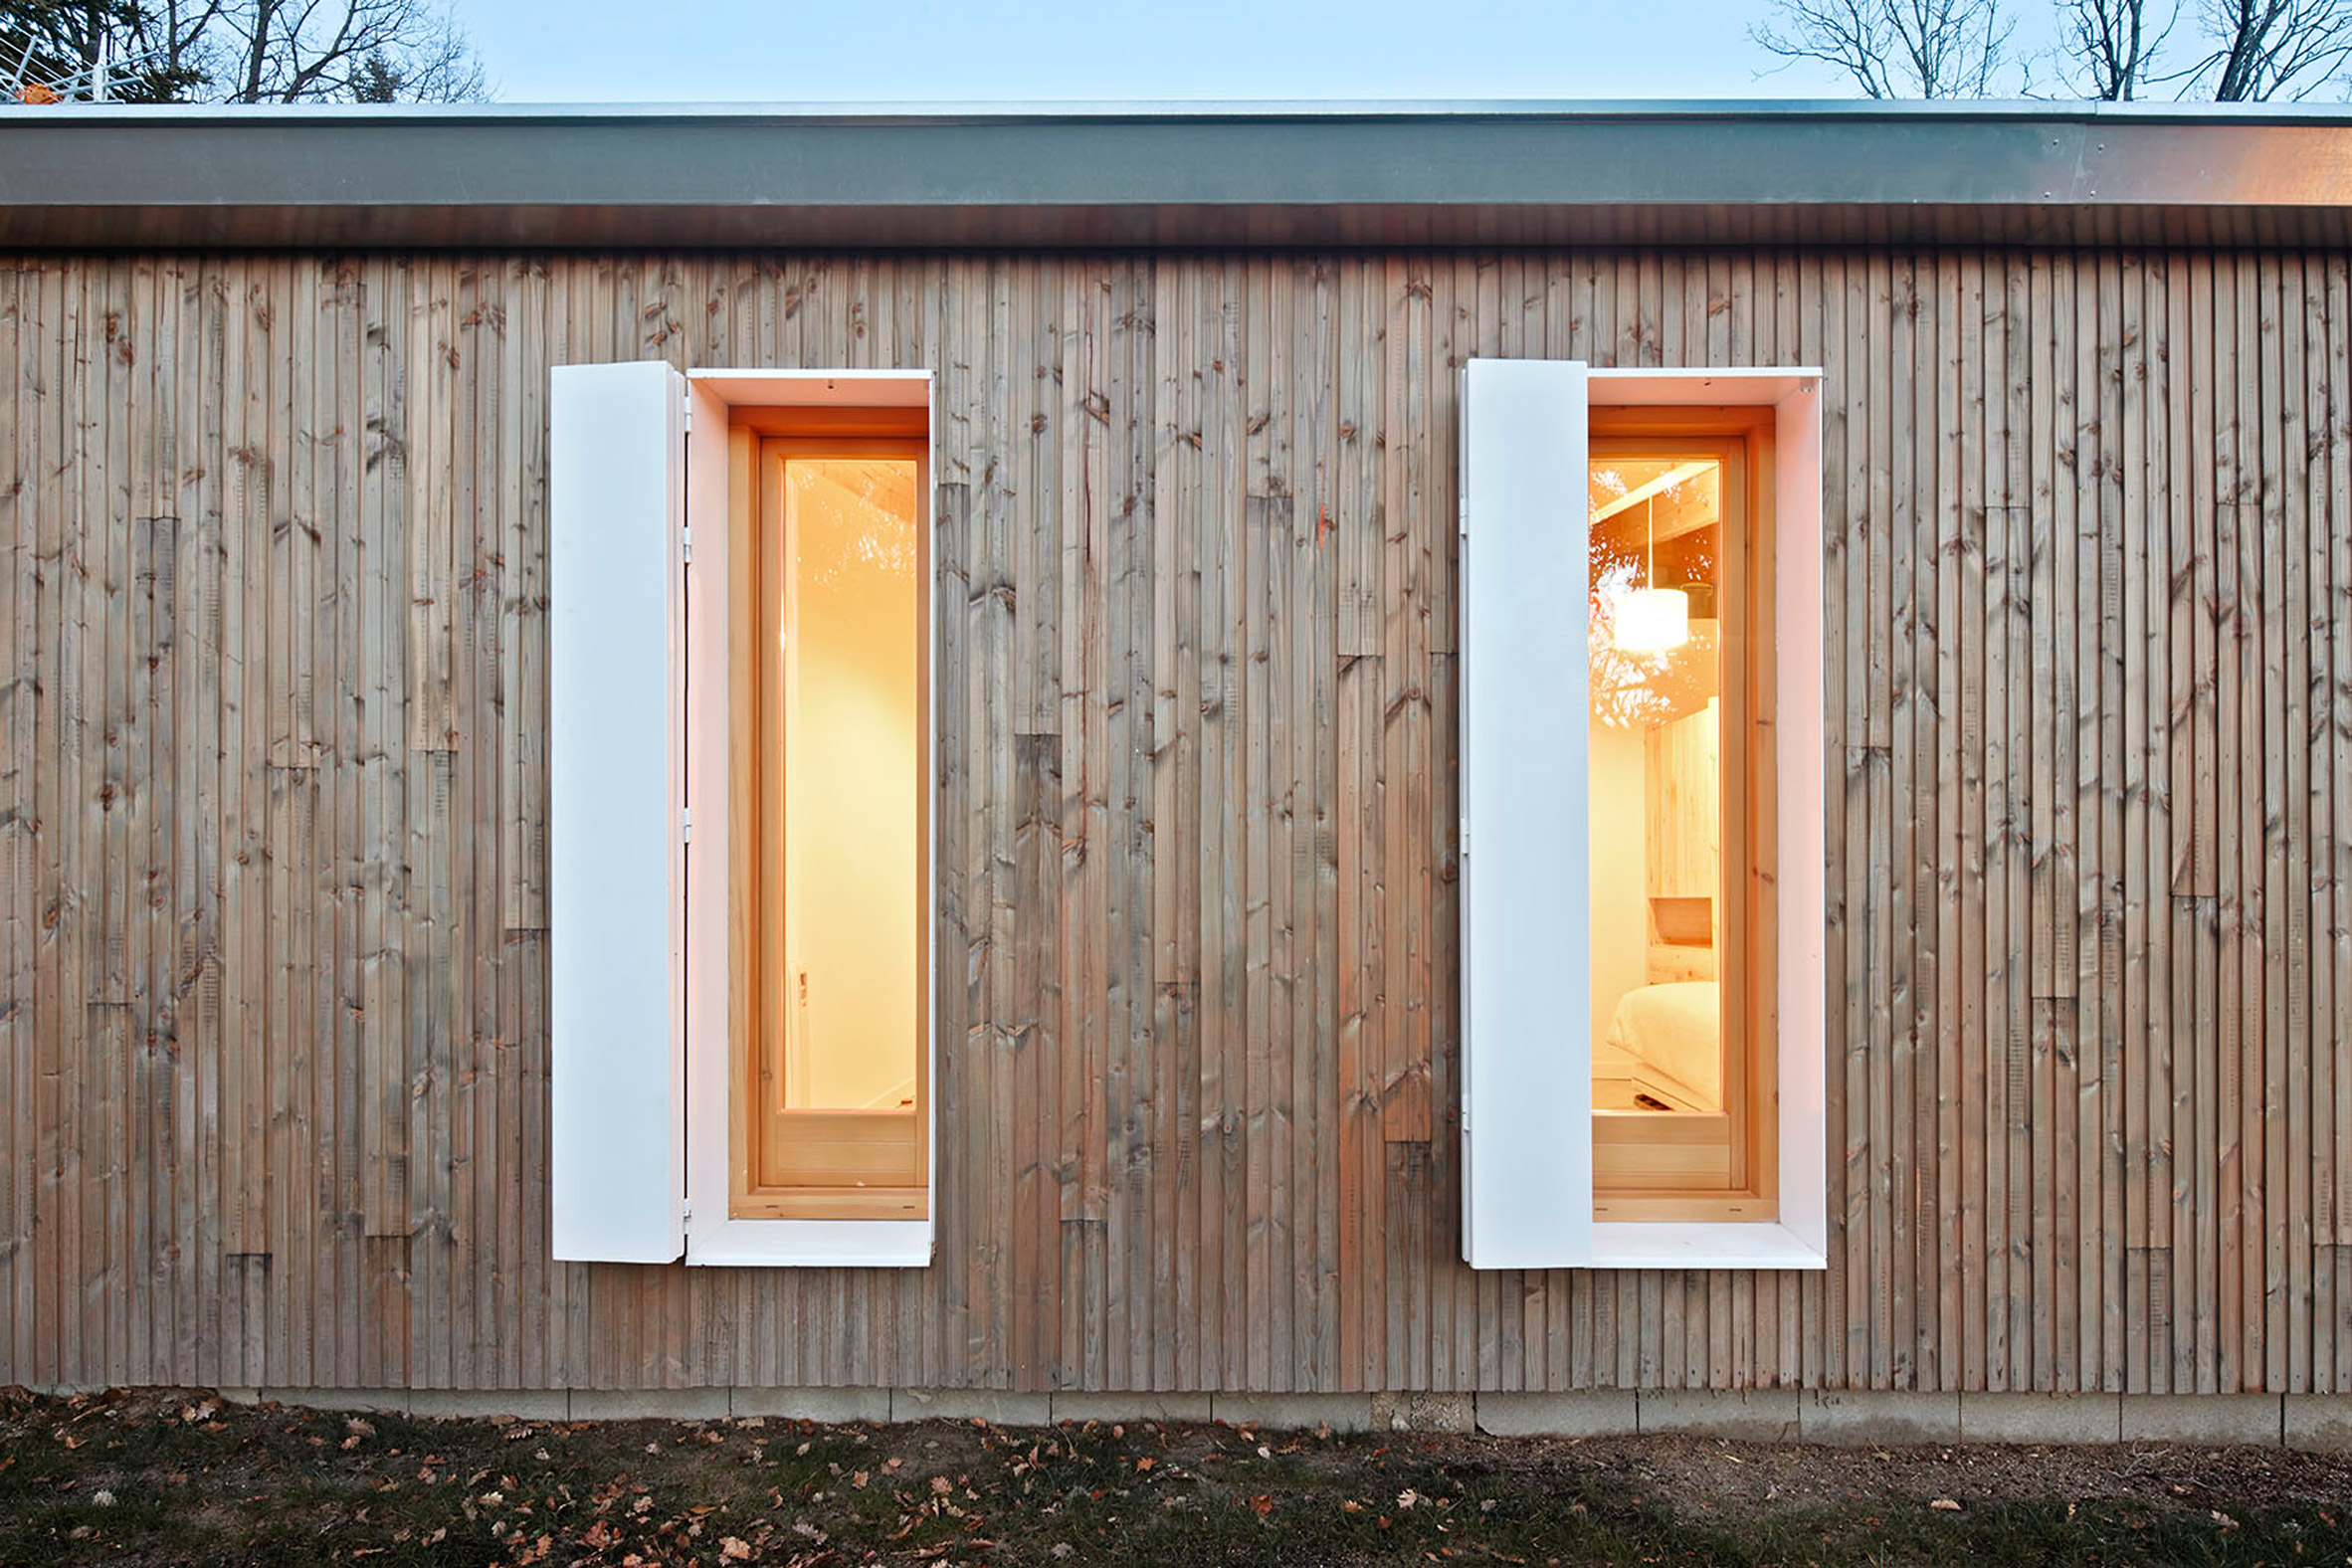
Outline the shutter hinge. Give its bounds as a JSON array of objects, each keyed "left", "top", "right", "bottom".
[
  {"left": 681, "top": 391, "right": 693, "bottom": 434},
  {"left": 681, "top": 525, "right": 692, "bottom": 564},
  {"left": 1458, "top": 495, "right": 1469, "bottom": 536},
  {"left": 680, "top": 807, "right": 692, "bottom": 844},
  {"left": 1460, "top": 818, "right": 1470, "bottom": 857}
]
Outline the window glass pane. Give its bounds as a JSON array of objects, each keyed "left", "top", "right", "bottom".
[
  {"left": 779, "top": 457, "right": 921, "bottom": 1113},
  {"left": 1587, "top": 453, "right": 1726, "bottom": 1177}
]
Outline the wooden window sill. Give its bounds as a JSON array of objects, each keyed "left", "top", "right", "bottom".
[
  {"left": 1595, "top": 1190, "right": 1776, "bottom": 1225},
  {"left": 730, "top": 1188, "right": 929, "bottom": 1223}
]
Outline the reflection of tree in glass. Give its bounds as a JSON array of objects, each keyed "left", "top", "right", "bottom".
[
  {"left": 1590, "top": 568, "right": 1720, "bottom": 729},
  {"left": 1588, "top": 465, "right": 1721, "bottom": 595},
  {"left": 1588, "top": 466, "right": 1721, "bottom": 730},
  {"left": 790, "top": 463, "right": 919, "bottom": 587}
]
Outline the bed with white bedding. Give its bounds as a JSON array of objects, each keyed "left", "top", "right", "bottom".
[{"left": 1602, "top": 980, "right": 1722, "bottom": 1111}]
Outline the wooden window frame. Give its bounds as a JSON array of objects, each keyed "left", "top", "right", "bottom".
[
  {"left": 1587, "top": 421, "right": 1777, "bottom": 1226},
  {"left": 732, "top": 433, "right": 932, "bottom": 1223}
]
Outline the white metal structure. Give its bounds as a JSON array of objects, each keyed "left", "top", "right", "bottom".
[
  {"left": 548, "top": 361, "right": 689, "bottom": 1265},
  {"left": 3, "top": 30, "right": 169, "bottom": 102}
]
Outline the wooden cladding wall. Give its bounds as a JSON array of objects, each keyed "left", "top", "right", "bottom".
[{"left": 3, "top": 250, "right": 2349, "bottom": 1397}]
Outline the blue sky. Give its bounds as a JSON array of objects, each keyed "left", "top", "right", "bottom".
[{"left": 461, "top": 0, "right": 1971, "bottom": 103}]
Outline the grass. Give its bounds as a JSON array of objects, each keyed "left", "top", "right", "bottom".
[{"left": 4, "top": 1386, "right": 2350, "bottom": 1565}]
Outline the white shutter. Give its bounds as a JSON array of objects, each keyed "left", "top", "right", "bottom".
[
  {"left": 549, "top": 360, "right": 687, "bottom": 1264},
  {"left": 1459, "top": 358, "right": 1593, "bottom": 1270}
]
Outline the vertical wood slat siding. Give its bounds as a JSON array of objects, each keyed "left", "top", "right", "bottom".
[{"left": 2, "top": 248, "right": 2348, "bottom": 1395}]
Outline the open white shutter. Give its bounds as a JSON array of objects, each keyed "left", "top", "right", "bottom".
[
  {"left": 550, "top": 360, "right": 687, "bottom": 1264},
  {"left": 1459, "top": 358, "right": 1592, "bottom": 1270}
]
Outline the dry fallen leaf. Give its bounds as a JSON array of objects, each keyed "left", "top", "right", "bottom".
[
  {"left": 1929, "top": 1498, "right": 1961, "bottom": 1512},
  {"left": 719, "top": 1536, "right": 753, "bottom": 1560}
]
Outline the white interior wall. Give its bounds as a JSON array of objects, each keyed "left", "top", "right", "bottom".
[{"left": 1587, "top": 720, "right": 1649, "bottom": 1073}]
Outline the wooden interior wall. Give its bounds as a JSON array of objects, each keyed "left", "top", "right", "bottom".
[{"left": 2, "top": 249, "right": 2348, "bottom": 1395}]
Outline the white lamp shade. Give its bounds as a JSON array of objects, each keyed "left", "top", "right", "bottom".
[{"left": 1612, "top": 586, "right": 1690, "bottom": 655}]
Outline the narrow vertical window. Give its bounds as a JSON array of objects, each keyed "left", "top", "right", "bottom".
[
  {"left": 1586, "top": 435, "right": 1773, "bottom": 1223},
  {"left": 738, "top": 438, "right": 929, "bottom": 1221}
]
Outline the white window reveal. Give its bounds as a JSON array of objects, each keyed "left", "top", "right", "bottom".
[{"left": 1458, "top": 360, "right": 1828, "bottom": 1273}]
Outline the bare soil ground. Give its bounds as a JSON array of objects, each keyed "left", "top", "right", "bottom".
[{"left": 4, "top": 1385, "right": 2348, "bottom": 1565}]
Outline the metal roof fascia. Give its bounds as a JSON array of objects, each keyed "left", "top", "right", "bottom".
[{"left": 2, "top": 101, "right": 2346, "bottom": 249}]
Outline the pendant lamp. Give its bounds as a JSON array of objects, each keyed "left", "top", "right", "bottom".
[{"left": 1612, "top": 492, "right": 1690, "bottom": 656}]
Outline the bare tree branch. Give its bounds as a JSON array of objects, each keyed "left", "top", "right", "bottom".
[
  {"left": 4, "top": 0, "right": 481, "bottom": 99},
  {"left": 2188, "top": 0, "right": 2352, "bottom": 97},
  {"left": 2054, "top": 0, "right": 2179, "bottom": 96},
  {"left": 1753, "top": 0, "right": 1898, "bottom": 93},
  {"left": 1753, "top": 0, "right": 2023, "bottom": 96},
  {"left": 212, "top": 0, "right": 482, "bottom": 102}
]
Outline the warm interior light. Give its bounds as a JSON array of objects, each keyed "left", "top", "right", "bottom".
[
  {"left": 1614, "top": 587, "right": 1691, "bottom": 655},
  {"left": 782, "top": 457, "right": 920, "bottom": 1114},
  {"left": 1611, "top": 493, "right": 1691, "bottom": 656}
]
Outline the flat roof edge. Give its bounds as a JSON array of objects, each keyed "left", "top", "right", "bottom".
[
  {"left": 4, "top": 106, "right": 2346, "bottom": 250},
  {"left": 11, "top": 97, "right": 2352, "bottom": 124}
]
